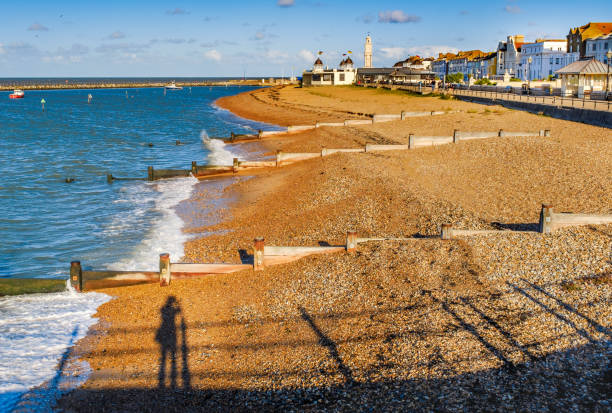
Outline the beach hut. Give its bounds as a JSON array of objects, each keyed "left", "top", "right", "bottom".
[{"left": 555, "top": 58, "right": 612, "bottom": 98}]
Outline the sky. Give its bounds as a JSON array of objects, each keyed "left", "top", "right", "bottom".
[{"left": 0, "top": 0, "right": 611, "bottom": 77}]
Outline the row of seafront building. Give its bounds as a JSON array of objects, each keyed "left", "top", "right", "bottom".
[
  {"left": 431, "top": 23, "right": 611, "bottom": 82},
  {"left": 302, "top": 23, "right": 612, "bottom": 98}
]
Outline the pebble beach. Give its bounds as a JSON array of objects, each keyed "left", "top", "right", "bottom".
[{"left": 57, "top": 85, "right": 611, "bottom": 411}]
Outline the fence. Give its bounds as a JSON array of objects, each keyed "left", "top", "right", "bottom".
[{"left": 450, "top": 88, "right": 612, "bottom": 112}]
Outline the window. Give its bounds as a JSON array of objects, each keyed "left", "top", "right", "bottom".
[
  {"left": 339, "top": 74, "right": 345, "bottom": 81},
  {"left": 592, "top": 44, "right": 596, "bottom": 51},
  {"left": 555, "top": 58, "right": 559, "bottom": 65},
  {"left": 313, "top": 74, "right": 321, "bottom": 81},
  {"left": 323, "top": 74, "right": 331, "bottom": 81}
]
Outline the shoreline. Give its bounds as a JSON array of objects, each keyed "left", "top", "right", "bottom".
[
  {"left": 0, "top": 79, "right": 269, "bottom": 92},
  {"left": 57, "top": 85, "right": 611, "bottom": 411}
]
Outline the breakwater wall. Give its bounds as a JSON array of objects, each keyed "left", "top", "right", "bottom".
[
  {"left": 0, "top": 80, "right": 262, "bottom": 91},
  {"left": 453, "top": 95, "right": 612, "bottom": 129}
]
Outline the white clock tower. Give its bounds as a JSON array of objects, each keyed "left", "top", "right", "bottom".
[{"left": 364, "top": 35, "right": 372, "bottom": 68}]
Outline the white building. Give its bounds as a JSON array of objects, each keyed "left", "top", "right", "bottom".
[
  {"left": 301, "top": 57, "right": 357, "bottom": 87},
  {"left": 519, "top": 39, "right": 579, "bottom": 80},
  {"left": 585, "top": 34, "right": 612, "bottom": 64},
  {"left": 497, "top": 35, "right": 524, "bottom": 76}
]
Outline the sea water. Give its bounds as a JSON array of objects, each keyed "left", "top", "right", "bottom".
[{"left": 0, "top": 85, "right": 279, "bottom": 410}]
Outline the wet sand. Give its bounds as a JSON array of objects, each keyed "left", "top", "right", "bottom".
[{"left": 58, "top": 85, "right": 611, "bottom": 411}]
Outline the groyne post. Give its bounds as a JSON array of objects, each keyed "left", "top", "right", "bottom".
[
  {"left": 539, "top": 204, "right": 554, "bottom": 234},
  {"left": 230, "top": 132, "right": 236, "bottom": 142},
  {"left": 233, "top": 158, "right": 239, "bottom": 173},
  {"left": 453, "top": 129, "right": 460, "bottom": 143},
  {"left": 544, "top": 129, "right": 551, "bottom": 137},
  {"left": 70, "top": 261, "right": 83, "bottom": 292},
  {"left": 159, "top": 253, "right": 171, "bottom": 286},
  {"left": 346, "top": 231, "right": 358, "bottom": 252},
  {"left": 441, "top": 224, "right": 453, "bottom": 240},
  {"left": 498, "top": 129, "right": 504, "bottom": 137},
  {"left": 107, "top": 174, "right": 114, "bottom": 184},
  {"left": 409, "top": 134, "right": 415, "bottom": 149},
  {"left": 276, "top": 150, "right": 282, "bottom": 167},
  {"left": 148, "top": 166, "right": 154, "bottom": 181},
  {"left": 191, "top": 161, "right": 197, "bottom": 175},
  {"left": 254, "top": 237, "right": 265, "bottom": 271},
  {"left": 258, "top": 129, "right": 263, "bottom": 139}
]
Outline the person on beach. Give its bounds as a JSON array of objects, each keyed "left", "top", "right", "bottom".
[{"left": 156, "top": 296, "right": 181, "bottom": 388}]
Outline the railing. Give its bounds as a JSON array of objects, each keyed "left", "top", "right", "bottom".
[{"left": 449, "top": 88, "right": 612, "bottom": 112}]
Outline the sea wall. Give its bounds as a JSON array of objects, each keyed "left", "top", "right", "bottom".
[{"left": 453, "top": 95, "right": 612, "bottom": 129}]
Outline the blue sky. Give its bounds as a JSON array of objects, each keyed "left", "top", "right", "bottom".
[{"left": 0, "top": 0, "right": 610, "bottom": 77}]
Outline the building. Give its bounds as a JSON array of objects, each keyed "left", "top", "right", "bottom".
[
  {"left": 393, "top": 56, "right": 433, "bottom": 71},
  {"left": 447, "top": 50, "right": 487, "bottom": 80},
  {"left": 519, "top": 39, "right": 579, "bottom": 80},
  {"left": 567, "top": 22, "right": 612, "bottom": 57},
  {"left": 556, "top": 58, "right": 612, "bottom": 97},
  {"left": 497, "top": 35, "right": 525, "bottom": 76},
  {"left": 584, "top": 34, "right": 612, "bottom": 64},
  {"left": 467, "top": 52, "right": 497, "bottom": 79},
  {"left": 356, "top": 67, "right": 434, "bottom": 84},
  {"left": 364, "top": 35, "right": 373, "bottom": 68},
  {"left": 301, "top": 57, "right": 357, "bottom": 87},
  {"left": 431, "top": 52, "right": 456, "bottom": 79}
]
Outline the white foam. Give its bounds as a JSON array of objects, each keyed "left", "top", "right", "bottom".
[
  {"left": 0, "top": 281, "right": 111, "bottom": 412},
  {"left": 107, "top": 174, "right": 199, "bottom": 271},
  {"left": 200, "top": 130, "right": 236, "bottom": 166}
]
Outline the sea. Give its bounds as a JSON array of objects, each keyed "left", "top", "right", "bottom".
[{"left": 0, "top": 83, "right": 280, "bottom": 411}]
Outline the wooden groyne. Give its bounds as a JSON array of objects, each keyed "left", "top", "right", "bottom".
[
  {"left": 106, "top": 128, "right": 553, "bottom": 183},
  {"left": 5, "top": 200, "right": 610, "bottom": 296}
]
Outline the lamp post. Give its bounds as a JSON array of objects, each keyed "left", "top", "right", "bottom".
[
  {"left": 527, "top": 57, "right": 532, "bottom": 92},
  {"left": 606, "top": 50, "right": 612, "bottom": 98}
]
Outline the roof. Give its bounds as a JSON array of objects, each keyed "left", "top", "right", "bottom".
[
  {"left": 555, "top": 58, "right": 612, "bottom": 75},
  {"left": 314, "top": 57, "right": 323, "bottom": 65},
  {"left": 357, "top": 67, "right": 435, "bottom": 76},
  {"left": 569, "top": 22, "right": 612, "bottom": 39},
  {"left": 449, "top": 50, "right": 486, "bottom": 61}
]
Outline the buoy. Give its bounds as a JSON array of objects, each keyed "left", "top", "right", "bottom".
[
  {"left": 175, "top": 140, "right": 182, "bottom": 145},
  {"left": 87, "top": 93, "right": 92, "bottom": 103},
  {"left": 40, "top": 98, "right": 46, "bottom": 111},
  {"left": 65, "top": 178, "right": 75, "bottom": 183},
  {"left": 148, "top": 143, "right": 154, "bottom": 147},
  {"left": 125, "top": 91, "right": 128, "bottom": 99}
]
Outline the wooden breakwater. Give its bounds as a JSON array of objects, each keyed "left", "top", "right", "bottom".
[
  {"left": 69, "top": 202, "right": 611, "bottom": 292},
  {"left": 106, "top": 129, "right": 553, "bottom": 182}
]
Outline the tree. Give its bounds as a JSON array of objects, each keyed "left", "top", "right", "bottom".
[{"left": 445, "top": 72, "right": 464, "bottom": 83}]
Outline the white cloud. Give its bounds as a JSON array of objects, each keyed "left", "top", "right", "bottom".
[
  {"left": 379, "top": 47, "right": 407, "bottom": 59},
  {"left": 277, "top": 0, "right": 294, "bottom": 7},
  {"left": 259, "top": 49, "right": 289, "bottom": 64},
  {"left": 204, "top": 49, "right": 221, "bottom": 61},
  {"left": 504, "top": 5, "right": 521, "bottom": 13},
  {"left": 28, "top": 23, "right": 49, "bottom": 31},
  {"left": 166, "top": 8, "right": 190, "bottom": 15},
  {"left": 406, "top": 45, "right": 459, "bottom": 57},
  {"left": 378, "top": 10, "right": 420, "bottom": 24},
  {"left": 108, "top": 31, "right": 126, "bottom": 39},
  {"left": 298, "top": 49, "right": 315, "bottom": 62}
]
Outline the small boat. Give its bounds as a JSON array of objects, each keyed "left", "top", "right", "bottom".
[
  {"left": 9, "top": 89, "right": 24, "bottom": 99},
  {"left": 164, "top": 81, "right": 183, "bottom": 90}
]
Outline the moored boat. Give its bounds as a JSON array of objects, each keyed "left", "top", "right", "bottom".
[
  {"left": 164, "top": 81, "right": 183, "bottom": 90},
  {"left": 9, "top": 89, "right": 24, "bottom": 99}
]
